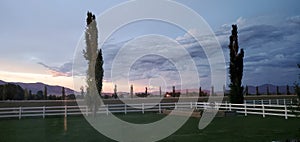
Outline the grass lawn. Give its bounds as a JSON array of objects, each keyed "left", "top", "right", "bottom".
[{"left": 0, "top": 113, "right": 299, "bottom": 142}]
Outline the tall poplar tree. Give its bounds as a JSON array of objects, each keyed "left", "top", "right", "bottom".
[
  {"left": 44, "top": 85, "right": 47, "bottom": 100},
  {"left": 83, "top": 11, "right": 103, "bottom": 114},
  {"left": 228, "top": 25, "right": 244, "bottom": 103}
]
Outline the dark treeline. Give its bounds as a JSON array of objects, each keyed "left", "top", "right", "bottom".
[{"left": 0, "top": 83, "right": 78, "bottom": 100}]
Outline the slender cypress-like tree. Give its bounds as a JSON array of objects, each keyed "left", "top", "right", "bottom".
[
  {"left": 130, "top": 85, "right": 134, "bottom": 98},
  {"left": 44, "top": 85, "right": 47, "bottom": 100},
  {"left": 256, "top": 86, "right": 259, "bottom": 95},
  {"left": 95, "top": 48, "right": 103, "bottom": 97},
  {"left": 62, "top": 87, "right": 65, "bottom": 100},
  {"left": 199, "top": 86, "right": 202, "bottom": 97},
  {"left": 113, "top": 84, "right": 118, "bottom": 99},
  {"left": 228, "top": 25, "right": 244, "bottom": 103},
  {"left": 2, "top": 85, "right": 6, "bottom": 100},
  {"left": 29, "top": 90, "right": 32, "bottom": 100},
  {"left": 287, "top": 85, "right": 291, "bottom": 95},
  {"left": 80, "top": 86, "right": 84, "bottom": 97},
  {"left": 84, "top": 11, "right": 98, "bottom": 96},
  {"left": 83, "top": 11, "right": 103, "bottom": 115},
  {"left": 159, "top": 86, "right": 162, "bottom": 98},
  {"left": 295, "top": 64, "right": 300, "bottom": 101}
]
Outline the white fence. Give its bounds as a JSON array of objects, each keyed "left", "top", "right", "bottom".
[
  {"left": 0, "top": 99, "right": 299, "bottom": 120},
  {"left": 243, "top": 98, "right": 296, "bottom": 106}
]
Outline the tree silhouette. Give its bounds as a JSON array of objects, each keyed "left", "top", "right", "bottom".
[
  {"left": 295, "top": 64, "right": 300, "bottom": 101},
  {"left": 95, "top": 48, "right": 103, "bottom": 97},
  {"left": 24, "top": 88, "right": 29, "bottom": 100},
  {"left": 113, "top": 84, "right": 118, "bottom": 99},
  {"left": 0, "top": 84, "right": 24, "bottom": 100},
  {"left": 199, "top": 87, "right": 202, "bottom": 97},
  {"left": 1, "top": 84, "right": 6, "bottom": 100},
  {"left": 62, "top": 87, "right": 65, "bottom": 100},
  {"left": 36, "top": 90, "right": 43, "bottom": 100},
  {"left": 228, "top": 25, "right": 244, "bottom": 103},
  {"left": 29, "top": 90, "right": 32, "bottom": 100},
  {"left": 276, "top": 86, "right": 280, "bottom": 95},
  {"left": 44, "top": 85, "right": 47, "bottom": 100},
  {"left": 83, "top": 11, "right": 103, "bottom": 115},
  {"left": 287, "top": 85, "right": 291, "bottom": 95},
  {"left": 159, "top": 86, "right": 162, "bottom": 97},
  {"left": 130, "top": 85, "right": 134, "bottom": 98}
]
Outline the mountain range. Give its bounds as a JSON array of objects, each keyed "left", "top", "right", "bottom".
[
  {"left": 162, "top": 84, "right": 295, "bottom": 95},
  {"left": 0, "top": 80, "right": 295, "bottom": 96},
  {"left": 0, "top": 80, "right": 74, "bottom": 96},
  {"left": 246, "top": 84, "right": 295, "bottom": 95}
]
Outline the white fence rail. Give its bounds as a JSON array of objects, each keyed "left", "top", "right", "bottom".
[
  {"left": 0, "top": 100, "right": 299, "bottom": 120},
  {"left": 243, "top": 98, "right": 296, "bottom": 106}
]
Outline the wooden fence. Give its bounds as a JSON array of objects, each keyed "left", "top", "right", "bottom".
[{"left": 0, "top": 98, "right": 299, "bottom": 120}]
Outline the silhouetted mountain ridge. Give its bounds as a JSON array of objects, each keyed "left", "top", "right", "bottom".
[
  {"left": 246, "top": 84, "right": 295, "bottom": 95},
  {"left": 0, "top": 80, "right": 74, "bottom": 95}
]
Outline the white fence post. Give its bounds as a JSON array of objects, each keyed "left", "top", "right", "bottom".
[
  {"left": 64, "top": 105, "right": 67, "bottom": 118},
  {"left": 229, "top": 103, "right": 232, "bottom": 111},
  {"left": 290, "top": 99, "right": 293, "bottom": 104},
  {"left": 195, "top": 102, "right": 198, "bottom": 109},
  {"left": 158, "top": 103, "right": 161, "bottom": 113},
  {"left": 244, "top": 103, "right": 247, "bottom": 116},
  {"left": 106, "top": 106, "right": 109, "bottom": 115},
  {"left": 43, "top": 106, "right": 45, "bottom": 119},
  {"left": 262, "top": 101, "right": 265, "bottom": 118},
  {"left": 276, "top": 99, "right": 279, "bottom": 105},
  {"left": 284, "top": 105, "right": 288, "bottom": 119},
  {"left": 283, "top": 99, "right": 286, "bottom": 105},
  {"left": 269, "top": 99, "right": 271, "bottom": 105},
  {"left": 253, "top": 100, "right": 255, "bottom": 106},
  {"left": 125, "top": 104, "right": 127, "bottom": 114},
  {"left": 86, "top": 106, "right": 88, "bottom": 116},
  {"left": 142, "top": 103, "right": 144, "bottom": 114},
  {"left": 19, "top": 107, "right": 22, "bottom": 120},
  {"left": 190, "top": 102, "right": 193, "bottom": 109}
]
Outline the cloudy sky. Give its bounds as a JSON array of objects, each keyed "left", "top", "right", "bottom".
[{"left": 0, "top": 0, "right": 299, "bottom": 92}]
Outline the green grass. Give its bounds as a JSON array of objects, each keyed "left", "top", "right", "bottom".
[{"left": 0, "top": 114, "right": 299, "bottom": 142}]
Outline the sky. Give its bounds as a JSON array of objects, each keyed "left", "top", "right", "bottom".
[{"left": 0, "top": 0, "right": 299, "bottom": 92}]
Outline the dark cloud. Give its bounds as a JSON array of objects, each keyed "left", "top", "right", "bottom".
[
  {"left": 287, "top": 16, "right": 300, "bottom": 25},
  {"left": 174, "top": 16, "right": 300, "bottom": 86},
  {"left": 38, "top": 62, "right": 72, "bottom": 77},
  {"left": 128, "top": 55, "right": 179, "bottom": 81},
  {"left": 43, "top": 15, "right": 299, "bottom": 87}
]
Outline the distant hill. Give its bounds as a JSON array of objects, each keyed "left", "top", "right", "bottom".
[
  {"left": 150, "top": 84, "right": 295, "bottom": 95},
  {"left": 0, "top": 80, "right": 295, "bottom": 96},
  {"left": 0, "top": 80, "right": 5, "bottom": 85},
  {"left": 0, "top": 80, "right": 74, "bottom": 96}
]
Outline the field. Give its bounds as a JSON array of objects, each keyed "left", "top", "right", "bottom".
[{"left": 0, "top": 113, "right": 299, "bottom": 142}]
